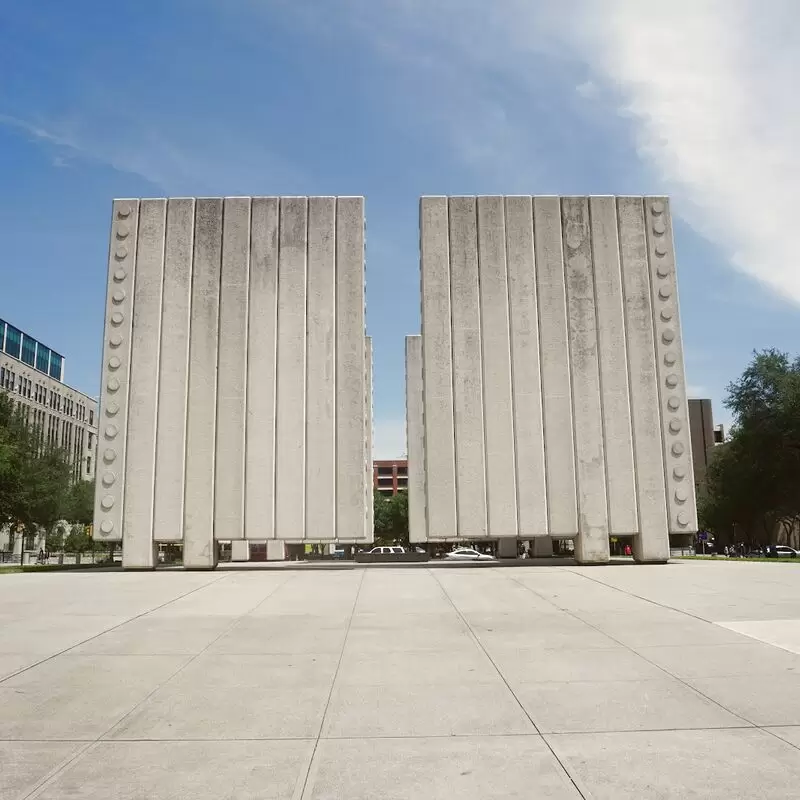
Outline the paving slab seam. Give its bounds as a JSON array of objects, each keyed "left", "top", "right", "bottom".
[
  {"left": 506, "top": 574, "right": 760, "bottom": 730},
  {"left": 0, "top": 571, "right": 232, "bottom": 686},
  {"left": 562, "top": 567, "right": 750, "bottom": 625},
  {"left": 18, "top": 573, "right": 297, "bottom": 800},
  {"left": 428, "top": 568, "right": 590, "bottom": 800},
  {"left": 297, "top": 568, "right": 367, "bottom": 799}
]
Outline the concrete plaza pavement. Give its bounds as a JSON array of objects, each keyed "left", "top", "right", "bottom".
[{"left": 4, "top": 561, "right": 800, "bottom": 798}]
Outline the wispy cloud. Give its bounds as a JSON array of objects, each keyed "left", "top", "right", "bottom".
[
  {"left": 330, "top": 0, "right": 800, "bottom": 303},
  {"left": 557, "top": 0, "right": 800, "bottom": 303}
]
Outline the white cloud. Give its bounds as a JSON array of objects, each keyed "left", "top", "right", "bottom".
[
  {"left": 338, "top": 0, "right": 800, "bottom": 304},
  {"left": 557, "top": 0, "right": 800, "bottom": 303}
]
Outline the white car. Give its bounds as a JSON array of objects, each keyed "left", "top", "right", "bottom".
[
  {"left": 774, "top": 546, "right": 799, "bottom": 558},
  {"left": 368, "top": 546, "right": 406, "bottom": 555},
  {"left": 443, "top": 547, "right": 495, "bottom": 561}
]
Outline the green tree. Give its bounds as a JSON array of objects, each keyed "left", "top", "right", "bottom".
[
  {"left": 0, "top": 392, "right": 74, "bottom": 548},
  {"left": 65, "top": 479, "right": 95, "bottom": 525},
  {"left": 700, "top": 350, "right": 800, "bottom": 546},
  {"left": 64, "top": 524, "right": 92, "bottom": 554},
  {"left": 372, "top": 489, "right": 409, "bottom": 545},
  {"left": 46, "top": 523, "right": 67, "bottom": 552}
]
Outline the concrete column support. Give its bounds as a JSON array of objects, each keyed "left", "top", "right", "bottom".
[
  {"left": 531, "top": 537, "right": 552, "bottom": 558},
  {"left": 231, "top": 540, "right": 250, "bottom": 562},
  {"left": 497, "top": 538, "right": 517, "bottom": 559},
  {"left": 266, "top": 540, "right": 285, "bottom": 561}
]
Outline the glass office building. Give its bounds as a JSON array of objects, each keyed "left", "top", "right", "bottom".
[{"left": 0, "top": 318, "right": 64, "bottom": 382}]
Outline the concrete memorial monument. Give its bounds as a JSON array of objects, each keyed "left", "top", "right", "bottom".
[
  {"left": 406, "top": 196, "right": 697, "bottom": 563},
  {"left": 93, "top": 197, "right": 373, "bottom": 569}
]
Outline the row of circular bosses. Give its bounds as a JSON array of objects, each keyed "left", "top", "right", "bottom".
[
  {"left": 95, "top": 200, "right": 691, "bottom": 533},
  {"left": 97, "top": 203, "right": 135, "bottom": 536},
  {"left": 651, "top": 200, "right": 690, "bottom": 528}
]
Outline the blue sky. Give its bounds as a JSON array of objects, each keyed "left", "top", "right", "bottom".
[{"left": 1, "top": 0, "right": 798, "bottom": 456}]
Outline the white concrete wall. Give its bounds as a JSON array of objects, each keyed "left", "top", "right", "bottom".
[
  {"left": 244, "top": 197, "right": 279, "bottom": 541},
  {"left": 94, "top": 199, "right": 139, "bottom": 544},
  {"left": 505, "top": 196, "right": 547, "bottom": 540},
  {"left": 95, "top": 197, "right": 372, "bottom": 569},
  {"left": 562, "top": 197, "right": 608, "bottom": 563},
  {"left": 336, "top": 198, "right": 368, "bottom": 542},
  {"left": 534, "top": 197, "right": 578, "bottom": 538},
  {"left": 215, "top": 198, "right": 250, "bottom": 542},
  {"left": 122, "top": 199, "right": 166, "bottom": 569},
  {"left": 448, "top": 197, "right": 487, "bottom": 539},
  {"left": 477, "top": 197, "right": 518, "bottom": 539},
  {"left": 414, "top": 195, "right": 695, "bottom": 562},
  {"left": 183, "top": 199, "right": 223, "bottom": 570},
  {"left": 419, "top": 198, "right": 457, "bottom": 540},
  {"left": 153, "top": 199, "right": 194, "bottom": 543},
  {"left": 306, "top": 197, "right": 337, "bottom": 541},
  {"left": 617, "top": 197, "right": 669, "bottom": 563},
  {"left": 645, "top": 197, "right": 698, "bottom": 543},
  {"left": 405, "top": 336, "right": 426, "bottom": 543}
]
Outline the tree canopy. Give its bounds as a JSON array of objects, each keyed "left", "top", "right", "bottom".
[
  {"left": 373, "top": 489, "right": 409, "bottom": 545},
  {"left": 699, "top": 349, "right": 800, "bottom": 546},
  {"left": 0, "top": 392, "right": 94, "bottom": 542}
]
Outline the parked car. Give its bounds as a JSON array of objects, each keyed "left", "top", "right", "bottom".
[
  {"left": 368, "top": 546, "right": 406, "bottom": 555},
  {"left": 774, "top": 546, "right": 800, "bottom": 558},
  {"left": 443, "top": 547, "right": 495, "bottom": 562}
]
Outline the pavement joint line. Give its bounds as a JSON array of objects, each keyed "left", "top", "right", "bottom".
[
  {"left": 0, "top": 723, "right": 773, "bottom": 744},
  {"left": 505, "top": 573, "right": 761, "bottom": 731},
  {"left": 427, "top": 568, "right": 590, "bottom": 800},
  {"left": 297, "top": 567, "right": 367, "bottom": 800},
  {"left": 562, "top": 567, "right": 748, "bottom": 626},
  {"left": 18, "top": 572, "right": 296, "bottom": 800},
  {"left": 0, "top": 570, "right": 232, "bottom": 687}
]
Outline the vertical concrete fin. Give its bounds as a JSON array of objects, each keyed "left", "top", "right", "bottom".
[
  {"left": 214, "top": 197, "right": 250, "bottom": 541},
  {"left": 589, "top": 196, "right": 638, "bottom": 535},
  {"left": 93, "top": 199, "right": 140, "bottom": 544},
  {"left": 645, "top": 196, "right": 698, "bottom": 538},
  {"left": 505, "top": 196, "right": 548, "bottom": 538},
  {"left": 305, "top": 197, "right": 337, "bottom": 540},
  {"left": 335, "top": 197, "right": 366, "bottom": 541},
  {"left": 123, "top": 198, "right": 167, "bottom": 568},
  {"left": 419, "top": 197, "right": 457, "bottom": 540},
  {"left": 617, "top": 197, "right": 669, "bottom": 561},
  {"left": 533, "top": 197, "right": 577, "bottom": 536},
  {"left": 562, "top": 197, "right": 609, "bottom": 563},
  {"left": 183, "top": 198, "right": 223, "bottom": 569},
  {"left": 153, "top": 198, "right": 194, "bottom": 543},
  {"left": 448, "top": 196, "right": 487, "bottom": 539},
  {"left": 365, "top": 335, "right": 374, "bottom": 542},
  {"left": 406, "top": 335, "right": 426, "bottom": 543},
  {"left": 275, "top": 197, "right": 308, "bottom": 540},
  {"left": 245, "top": 197, "right": 279, "bottom": 539},
  {"left": 476, "top": 196, "right": 517, "bottom": 538}
]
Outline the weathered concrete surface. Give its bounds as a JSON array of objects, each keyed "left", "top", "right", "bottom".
[
  {"left": 6, "top": 561, "right": 800, "bottom": 797},
  {"left": 95, "top": 197, "right": 372, "bottom": 568},
  {"left": 412, "top": 196, "right": 694, "bottom": 563}
]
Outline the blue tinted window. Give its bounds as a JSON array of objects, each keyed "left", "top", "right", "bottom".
[
  {"left": 49, "top": 353, "right": 63, "bottom": 381},
  {"left": 5, "top": 326, "right": 21, "bottom": 359},
  {"left": 36, "top": 345, "right": 50, "bottom": 373},
  {"left": 0, "top": 319, "right": 6, "bottom": 350},
  {"left": 21, "top": 335, "right": 36, "bottom": 367}
]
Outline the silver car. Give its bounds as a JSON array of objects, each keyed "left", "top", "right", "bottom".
[{"left": 443, "top": 547, "right": 495, "bottom": 561}]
